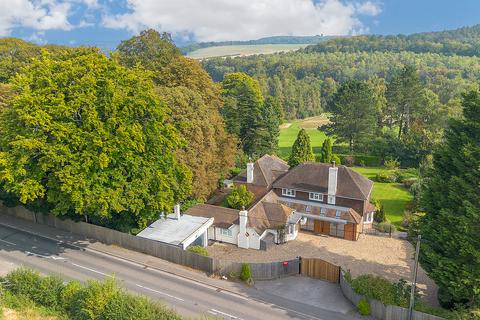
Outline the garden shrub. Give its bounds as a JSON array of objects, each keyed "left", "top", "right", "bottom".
[
  {"left": 375, "top": 171, "right": 396, "bottom": 183},
  {"left": 402, "top": 177, "right": 418, "bottom": 189},
  {"left": 375, "top": 222, "right": 396, "bottom": 233},
  {"left": 35, "top": 275, "right": 65, "bottom": 310},
  {"left": 374, "top": 204, "right": 386, "bottom": 223},
  {"left": 357, "top": 298, "right": 371, "bottom": 316},
  {"left": 240, "top": 263, "right": 252, "bottom": 282},
  {"left": 187, "top": 245, "right": 209, "bottom": 256},
  {"left": 384, "top": 158, "right": 400, "bottom": 170},
  {"left": 351, "top": 275, "right": 410, "bottom": 307},
  {"left": 331, "top": 154, "right": 341, "bottom": 165},
  {"left": 5, "top": 268, "right": 42, "bottom": 299},
  {"left": 60, "top": 280, "right": 83, "bottom": 313}
]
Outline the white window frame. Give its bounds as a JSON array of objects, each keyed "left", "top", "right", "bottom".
[
  {"left": 305, "top": 205, "right": 311, "bottom": 213},
  {"left": 320, "top": 207, "right": 326, "bottom": 216},
  {"left": 335, "top": 210, "right": 342, "bottom": 218},
  {"left": 308, "top": 192, "right": 323, "bottom": 202},
  {"left": 220, "top": 228, "right": 233, "bottom": 237},
  {"left": 282, "top": 188, "right": 296, "bottom": 197}
]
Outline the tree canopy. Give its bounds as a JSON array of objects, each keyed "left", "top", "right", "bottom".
[
  {"left": 418, "top": 90, "right": 480, "bottom": 308},
  {"left": 116, "top": 29, "right": 236, "bottom": 200},
  {"left": 0, "top": 51, "right": 191, "bottom": 228},
  {"left": 288, "top": 129, "right": 314, "bottom": 167}
]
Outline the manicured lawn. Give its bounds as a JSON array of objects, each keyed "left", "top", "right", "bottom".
[
  {"left": 278, "top": 118, "right": 327, "bottom": 159},
  {"left": 352, "top": 167, "right": 413, "bottom": 228}
]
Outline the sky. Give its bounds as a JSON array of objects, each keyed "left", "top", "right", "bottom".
[{"left": 1, "top": 0, "right": 479, "bottom": 50}]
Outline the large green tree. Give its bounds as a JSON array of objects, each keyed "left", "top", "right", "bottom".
[
  {"left": 324, "top": 80, "right": 378, "bottom": 151},
  {"left": 222, "top": 72, "right": 279, "bottom": 157},
  {"left": 288, "top": 129, "right": 314, "bottom": 167},
  {"left": 418, "top": 90, "right": 480, "bottom": 308},
  {"left": 0, "top": 51, "right": 191, "bottom": 228},
  {"left": 117, "top": 30, "right": 236, "bottom": 200},
  {"left": 320, "top": 138, "right": 333, "bottom": 163}
]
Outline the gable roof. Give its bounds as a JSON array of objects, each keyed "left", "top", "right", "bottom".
[
  {"left": 233, "top": 154, "right": 289, "bottom": 187},
  {"left": 186, "top": 204, "right": 240, "bottom": 229},
  {"left": 273, "top": 162, "right": 373, "bottom": 200}
]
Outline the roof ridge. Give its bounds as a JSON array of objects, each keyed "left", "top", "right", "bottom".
[{"left": 344, "top": 167, "right": 370, "bottom": 199}]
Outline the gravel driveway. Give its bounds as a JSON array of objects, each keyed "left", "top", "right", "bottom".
[{"left": 207, "top": 232, "right": 439, "bottom": 306}]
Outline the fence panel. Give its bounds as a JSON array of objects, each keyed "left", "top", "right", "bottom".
[{"left": 300, "top": 258, "right": 340, "bottom": 283}]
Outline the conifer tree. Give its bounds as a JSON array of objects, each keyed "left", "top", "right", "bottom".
[
  {"left": 320, "top": 138, "right": 333, "bottom": 163},
  {"left": 288, "top": 129, "right": 314, "bottom": 167},
  {"left": 418, "top": 90, "right": 480, "bottom": 308}
]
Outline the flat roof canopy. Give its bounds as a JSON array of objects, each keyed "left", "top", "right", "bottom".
[{"left": 137, "top": 214, "right": 214, "bottom": 249}]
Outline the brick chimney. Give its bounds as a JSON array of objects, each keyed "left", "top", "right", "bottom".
[
  {"left": 246, "top": 162, "right": 254, "bottom": 184},
  {"left": 328, "top": 162, "right": 338, "bottom": 204},
  {"left": 173, "top": 204, "right": 181, "bottom": 220},
  {"left": 237, "top": 208, "right": 249, "bottom": 249}
]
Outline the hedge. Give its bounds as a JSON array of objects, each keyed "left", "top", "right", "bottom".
[
  {"left": 1, "top": 268, "right": 183, "bottom": 320},
  {"left": 337, "top": 154, "right": 382, "bottom": 167}
]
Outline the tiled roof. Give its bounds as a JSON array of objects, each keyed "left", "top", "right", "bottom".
[
  {"left": 186, "top": 204, "right": 240, "bottom": 229},
  {"left": 233, "top": 154, "right": 289, "bottom": 187},
  {"left": 273, "top": 162, "right": 373, "bottom": 200}
]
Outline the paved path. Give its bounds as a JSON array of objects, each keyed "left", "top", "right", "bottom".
[{"left": 0, "top": 214, "right": 358, "bottom": 320}]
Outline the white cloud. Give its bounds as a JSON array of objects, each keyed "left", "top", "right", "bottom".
[
  {"left": 103, "top": 0, "right": 382, "bottom": 42},
  {"left": 356, "top": 1, "right": 382, "bottom": 16},
  {"left": 0, "top": 0, "right": 72, "bottom": 36}
]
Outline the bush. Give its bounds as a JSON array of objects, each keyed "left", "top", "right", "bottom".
[
  {"left": 384, "top": 158, "right": 400, "bottom": 170},
  {"left": 337, "top": 154, "right": 382, "bottom": 167},
  {"left": 357, "top": 298, "right": 371, "bottom": 316},
  {"left": 375, "top": 222, "right": 396, "bottom": 233},
  {"left": 5, "top": 268, "right": 42, "bottom": 299},
  {"left": 240, "top": 263, "right": 252, "bottom": 282},
  {"left": 393, "top": 168, "right": 418, "bottom": 181},
  {"left": 226, "top": 185, "right": 254, "bottom": 209},
  {"left": 375, "top": 171, "right": 396, "bottom": 183},
  {"left": 351, "top": 275, "right": 410, "bottom": 307},
  {"left": 402, "top": 177, "right": 418, "bottom": 189},
  {"left": 187, "top": 245, "right": 209, "bottom": 256},
  {"left": 374, "top": 204, "right": 386, "bottom": 223},
  {"left": 331, "top": 154, "right": 341, "bottom": 165}
]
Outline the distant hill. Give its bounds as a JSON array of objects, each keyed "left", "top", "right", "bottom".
[
  {"left": 181, "top": 35, "right": 333, "bottom": 55},
  {"left": 304, "top": 24, "right": 480, "bottom": 56}
]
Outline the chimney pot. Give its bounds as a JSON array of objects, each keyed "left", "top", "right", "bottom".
[
  {"left": 173, "top": 204, "right": 181, "bottom": 220},
  {"left": 246, "top": 162, "right": 254, "bottom": 183}
]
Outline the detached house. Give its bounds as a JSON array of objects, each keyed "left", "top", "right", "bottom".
[
  {"left": 233, "top": 155, "right": 375, "bottom": 242},
  {"left": 138, "top": 155, "right": 375, "bottom": 251}
]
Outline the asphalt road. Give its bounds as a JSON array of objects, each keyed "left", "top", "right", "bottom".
[{"left": 0, "top": 223, "right": 355, "bottom": 320}]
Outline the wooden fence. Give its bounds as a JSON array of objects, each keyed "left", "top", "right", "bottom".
[
  {"left": 300, "top": 257, "right": 340, "bottom": 283},
  {"left": 339, "top": 270, "right": 444, "bottom": 320},
  {"left": 214, "top": 258, "right": 300, "bottom": 280},
  {"left": 0, "top": 203, "right": 300, "bottom": 280}
]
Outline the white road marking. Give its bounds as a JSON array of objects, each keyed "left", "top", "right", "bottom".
[
  {"left": 210, "top": 308, "right": 244, "bottom": 319},
  {"left": 24, "top": 251, "right": 66, "bottom": 260},
  {"left": 135, "top": 284, "right": 185, "bottom": 302},
  {"left": 71, "top": 263, "right": 112, "bottom": 277},
  {"left": 0, "top": 239, "right": 16, "bottom": 246}
]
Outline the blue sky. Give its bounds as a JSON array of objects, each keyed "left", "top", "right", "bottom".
[{"left": 1, "top": 0, "right": 478, "bottom": 51}]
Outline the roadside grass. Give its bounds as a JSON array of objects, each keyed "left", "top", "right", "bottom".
[{"left": 352, "top": 167, "right": 412, "bottom": 228}]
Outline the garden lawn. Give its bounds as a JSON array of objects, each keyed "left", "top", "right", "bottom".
[
  {"left": 352, "top": 167, "right": 413, "bottom": 228},
  {"left": 278, "top": 118, "right": 327, "bottom": 159}
]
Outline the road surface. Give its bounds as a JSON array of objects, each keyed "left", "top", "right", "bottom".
[{"left": 0, "top": 223, "right": 356, "bottom": 320}]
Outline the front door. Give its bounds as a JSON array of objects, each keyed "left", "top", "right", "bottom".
[{"left": 314, "top": 220, "right": 330, "bottom": 235}]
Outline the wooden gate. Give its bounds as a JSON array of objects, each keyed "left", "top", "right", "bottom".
[
  {"left": 313, "top": 220, "right": 329, "bottom": 235},
  {"left": 300, "top": 258, "right": 340, "bottom": 283}
]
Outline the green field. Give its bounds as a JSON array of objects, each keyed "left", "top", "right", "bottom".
[
  {"left": 278, "top": 116, "right": 328, "bottom": 159},
  {"left": 352, "top": 167, "right": 412, "bottom": 228},
  {"left": 187, "top": 44, "right": 309, "bottom": 59}
]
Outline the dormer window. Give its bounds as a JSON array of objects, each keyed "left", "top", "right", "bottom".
[
  {"left": 305, "top": 205, "right": 311, "bottom": 213},
  {"left": 335, "top": 210, "right": 342, "bottom": 218},
  {"left": 309, "top": 192, "right": 323, "bottom": 201},
  {"left": 282, "top": 188, "right": 296, "bottom": 197},
  {"left": 320, "top": 207, "right": 326, "bottom": 216}
]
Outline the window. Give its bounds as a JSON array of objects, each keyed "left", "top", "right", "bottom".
[
  {"left": 309, "top": 192, "right": 323, "bottom": 201},
  {"left": 320, "top": 207, "right": 326, "bottom": 216},
  {"left": 327, "top": 195, "right": 336, "bottom": 204},
  {"left": 330, "top": 223, "right": 345, "bottom": 238},
  {"left": 305, "top": 205, "right": 311, "bottom": 213},
  {"left": 335, "top": 210, "right": 342, "bottom": 218},
  {"left": 289, "top": 224, "right": 295, "bottom": 234},
  {"left": 282, "top": 188, "right": 296, "bottom": 197},
  {"left": 220, "top": 228, "right": 232, "bottom": 237}
]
